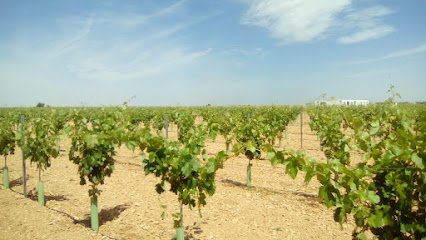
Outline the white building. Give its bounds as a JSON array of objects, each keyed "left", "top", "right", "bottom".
[
  {"left": 312, "top": 99, "right": 370, "bottom": 106},
  {"left": 314, "top": 99, "right": 341, "bottom": 106},
  {"left": 340, "top": 100, "right": 370, "bottom": 106}
]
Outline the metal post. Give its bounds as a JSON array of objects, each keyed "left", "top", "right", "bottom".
[
  {"left": 247, "top": 162, "right": 252, "bottom": 187},
  {"left": 20, "top": 114, "right": 27, "bottom": 198},
  {"left": 164, "top": 115, "right": 169, "bottom": 139},
  {"left": 300, "top": 112, "right": 303, "bottom": 149}
]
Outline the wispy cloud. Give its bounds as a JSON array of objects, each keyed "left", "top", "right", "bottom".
[
  {"left": 240, "top": 0, "right": 395, "bottom": 44},
  {"left": 154, "top": 0, "right": 188, "bottom": 17},
  {"left": 241, "top": 0, "right": 350, "bottom": 43},
  {"left": 348, "top": 43, "right": 426, "bottom": 64},
  {"left": 46, "top": 17, "right": 93, "bottom": 59},
  {"left": 42, "top": 0, "right": 213, "bottom": 83},
  {"left": 338, "top": 6, "right": 395, "bottom": 44},
  {"left": 67, "top": 48, "right": 212, "bottom": 82},
  {"left": 221, "top": 47, "right": 266, "bottom": 57},
  {"left": 92, "top": 0, "right": 187, "bottom": 29}
]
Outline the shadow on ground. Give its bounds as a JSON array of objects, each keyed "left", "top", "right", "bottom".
[
  {"left": 221, "top": 178, "right": 323, "bottom": 204},
  {"left": 9, "top": 175, "right": 30, "bottom": 188},
  {"left": 76, "top": 204, "right": 130, "bottom": 228},
  {"left": 26, "top": 188, "right": 69, "bottom": 203},
  {"left": 186, "top": 220, "right": 207, "bottom": 239},
  {"left": 220, "top": 179, "right": 247, "bottom": 188}
]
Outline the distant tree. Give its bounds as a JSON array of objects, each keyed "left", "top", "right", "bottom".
[{"left": 36, "top": 102, "right": 45, "bottom": 107}]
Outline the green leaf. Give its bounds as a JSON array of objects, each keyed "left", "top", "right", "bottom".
[
  {"left": 83, "top": 134, "right": 98, "bottom": 148},
  {"left": 206, "top": 161, "right": 215, "bottom": 174},
  {"left": 192, "top": 161, "right": 200, "bottom": 172},
  {"left": 124, "top": 140, "right": 136, "bottom": 151},
  {"left": 318, "top": 185, "right": 335, "bottom": 208},
  {"left": 412, "top": 153, "right": 424, "bottom": 169},
  {"left": 245, "top": 141, "right": 256, "bottom": 153},
  {"left": 266, "top": 151, "right": 275, "bottom": 160},
  {"left": 333, "top": 207, "right": 346, "bottom": 225},
  {"left": 182, "top": 162, "right": 192, "bottom": 177},
  {"left": 303, "top": 165, "right": 315, "bottom": 184},
  {"left": 390, "top": 145, "right": 403, "bottom": 157},
  {"left": 83, "top": 168, "right": 90, "bottom": 176},
  {"left": 354, "top": 210, "right": 365, "bottom": 227},
  {"left": 270, "top": 156, "right": 278, "bottom": 167},
  {"left": 344, "top": 144, "right": 350, "bottom": 153},
  {"left": 286, "top": 165, "right": 298, "bottom": 179},
  {"left": 367, "top": 191, "right": 380, "bottom": 204},
  {"left": 370, "top": 127, "right": 380, "bottom": 135},
  {"left": 355, "top": 232, "right": 367, "bottom": 240},
  {"left": 202, "top": 149, "right": 208, "bottom": 160},
  {"left": 368, "top": 211, "right": 384, "bottom": 228}
]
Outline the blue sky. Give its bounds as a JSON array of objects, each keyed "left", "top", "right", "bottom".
[{"left": 0, "top": 0, "right": 425, "bottom": 106}]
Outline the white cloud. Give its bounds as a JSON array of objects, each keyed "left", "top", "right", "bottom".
[
  {"left": 338, "top": 6, "right": 395, "bottom": 44},
  {"left": 92, "top": 0, "right": 187, "bottom": 28},
  {"left": 46, "top": 17, "right": 93, "bottom": 59},
  {"left": 222, "top": 47, "right": 266, "bottom": 57},
  {"left": 241, "top": 0, "right": 396, "bottom": 44},
  {"left": 338, "top": 25, "right": 394, "bottom": 44},
  {"left": 241, "top": 0, "right": 351, "bottom": 43},
  {"left": 41, "top": 1, "right": 213, "bottom": 83},
  {"left": 67, "top": 48, "right": 212, "bottom": 82},
  {"left": 348, "top": 43, "right": 426, "bottom": 64},
  {"left": 153, "top": 0, "right": 188, "bottom": 17}
]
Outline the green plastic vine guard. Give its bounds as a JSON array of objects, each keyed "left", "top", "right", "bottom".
[
  {"left": 176, "top": 227, "right": 184, "bottom": 240},
  {"left": 38, "top": 181, "right": 44, "bottom": 206},
  {"left": 285, "top": 129, "right": 288, "bottom": 139},
  {"left": 91, "top": 196, "right": 99, "bottom": 232},
  {"left": 3, "top": 167, "right": 9, "bottom": 189}
]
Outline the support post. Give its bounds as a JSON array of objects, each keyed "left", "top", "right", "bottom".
[
  {"left": 20, "top": 114, "right": 27, "bottom": 198},
  {"left": 164, "top": 115, "right": 169, "bottom": 139},
  {"left": 247, "top": 162, "right": 252, "bottom": 187},
  {"left": 300, "top": 112, "right": 303, "bottom": 149}
]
